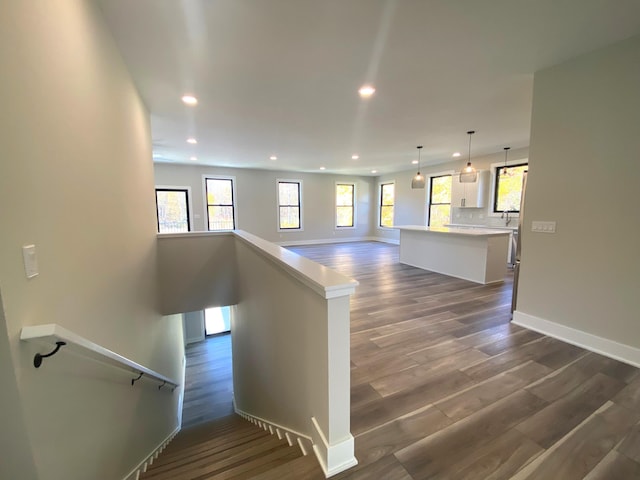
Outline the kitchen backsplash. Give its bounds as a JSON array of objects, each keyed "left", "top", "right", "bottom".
[{"left": 450, "top": 207, "right": 518, "bottom": 228}]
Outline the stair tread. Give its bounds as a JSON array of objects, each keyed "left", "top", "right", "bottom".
[
  {"left": 140, "top": 415, "right": 323, "bottom": 480},
  {"left": 249, "top": 454, "right": 326, "bottom": 480},
  {"left": 158, "top": 423, "right": 268, "bottom": 454},
  {"left": 142, "top": 432, "right": 295, "bottom": 480},
  {"left": 147, "top": 430, "right": 272, "bottom": 472},
  {"left": 169, "top": 417, "right": 255, "bottom": 446},
  {"left": 203, "top": 444, "right": 302, "bottom": 480}
]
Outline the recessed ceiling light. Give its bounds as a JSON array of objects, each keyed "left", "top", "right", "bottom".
[
  {"left": 190, "top": 156, "right": 197, "bottom": 161},
  {"left": 371, "top": 170, "right": 378, "bottom": 174},
  {"left": 269, "top": 155, "right": 277, "bottom": 160},
  {"left": 319, "top": 166, "right": 326, "bottom": 170},
  {"left": 452, "top": 152, "right": 461, "bottom": 157},
  {"left": 412, "top": 160, "right": 419, "bottom": 165},
  {"left": 358, "top": 85, "right": 375, "bottom": 98},
  {"left": 351, "top": 154, "right": 359, "bottom": 160},
  {"left": 187, "top": 137, "right": 197, "bottom": 144},
  {"left": 181, "top": 95, "right": 198, "bottom": 105}
]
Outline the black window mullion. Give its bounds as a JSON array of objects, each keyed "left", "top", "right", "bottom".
[
  {"left": 206, "top": 178, "right": 235, "bottom": 230},
  {"left": 278, "top": 181, "right": 301, "bottom": 229},
  {"left": 155, "top": 188, "right": 190, "bottom": 233},
  {"left": 493, "top": 163, "right": 528, "bottom": 213}
]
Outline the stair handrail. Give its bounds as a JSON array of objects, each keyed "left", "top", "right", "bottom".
[{"left": 20, "top": 323, "right": 179, "bottom": 391}]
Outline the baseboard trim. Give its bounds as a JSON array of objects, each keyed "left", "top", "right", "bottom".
[
  {"left": 276, "top": 236, "right": 377, "bottom": 247},
  {"left": 372, "top": 236, "right": 399, "bottom": 245},
  {"left": 311, "top": 417, "right": 358, "bottom": 478},
  {"left": 512, "top": 311, "right": 640, "bottom": 368},
  {"left": 275, "top": 236, "right": 400, "bottom": 247},
  {"left": 122, "top": 425, "right": 180, "bottom": 480},
  {"left": 234, "top": 405, "right": 314, "bottom": 456}
]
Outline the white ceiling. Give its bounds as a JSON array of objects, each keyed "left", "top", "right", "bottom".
[{"left": 97, "top": 0, "right": 640, "bottom": 176}]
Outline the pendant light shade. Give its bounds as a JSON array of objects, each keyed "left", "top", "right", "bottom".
[
  {"left": 459, "top": 130, "right": 477, "bottom": 183},
  {"left": 501, "top": 146, "right": 513, "bottom": 177},
  {"left": 411, "top": 145, "right": 425, "bottom": 189}
]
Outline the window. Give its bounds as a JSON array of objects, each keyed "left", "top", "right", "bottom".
[
  {"left": 205, "top": 177, "right": 236, "bottom": 230},
  {"left": 278, "top": 180, "right": 302, "bottom": 230},
  {"left": 493, "top": 163, "right": 528, "bottom": 213},
  {"left": 379, "top": 182, "right": 395, "bottom": 227},
  {"left": 336, "top": 183, "right": 355, "bottom": 228},
  {"left": 428, "top": 175, "right": 452, "bottom": 227},
  {"left": 155, "top": 188, "right": 190, "bottom": 233}
]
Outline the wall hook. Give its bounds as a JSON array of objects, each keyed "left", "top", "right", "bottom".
[
  {"left": 34, "top": 341, "right": 66, "bottom": 368},
  {"left": 131, "top": 372, "right": 144, "bottom": 386},
  {"left": 158, "top": 380, "right": 166, "bottom": 390}
]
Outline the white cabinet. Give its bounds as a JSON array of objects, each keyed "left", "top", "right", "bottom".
[{"left": 451, "top": 170, "right": 489, "bottom": 208}]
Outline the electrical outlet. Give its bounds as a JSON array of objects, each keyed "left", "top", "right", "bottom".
[{"left": 531, "top": 221, "right": 556, "bottom": 233}]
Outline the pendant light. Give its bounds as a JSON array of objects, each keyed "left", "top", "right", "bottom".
[
  {"left": 459, "top": 130, "right": 477, "bottom": 183},
  {"left": 411, "top": 145, "right": 425, "bottom": 189},
  {"left": 501, "top": 146, "right": 513, "bottom": 177}
]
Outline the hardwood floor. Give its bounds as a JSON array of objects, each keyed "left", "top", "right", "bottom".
[
  {"left": 178, "top": 241, "right": 640, "bottom": 479},
  {"left": 140, "top": 415, "right": 309, "bottom": 480},
  {"left": 286, "top": 241, "right": 640, "bottom": 480},
  {"left": 182, "top": 334, "right": 234, "bottom": 429}
]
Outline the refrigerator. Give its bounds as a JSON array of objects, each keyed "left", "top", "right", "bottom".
[{"left": 511, "top": 171, "right": 527, "bottom": 315}]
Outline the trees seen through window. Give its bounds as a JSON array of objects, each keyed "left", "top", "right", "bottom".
[{"left": 494, "top": 164, "right": 528, "bottom": 212}]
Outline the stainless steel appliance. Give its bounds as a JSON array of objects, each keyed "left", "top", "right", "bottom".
[{"left": 511, "top": 171, "right": 527, "bottom": 315}]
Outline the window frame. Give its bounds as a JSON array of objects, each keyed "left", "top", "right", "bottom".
[
  {"left": 426, "top": 171, "right": 454, "bottom": 227},
  {"left": 335, "top": 182, "right": 356, "bottom": 229},
  {"left": 202, "top": 175, "right": 237, "bottom": 231},
  {"left": 155, "top": 185, "right": 193, "bottom": 233},
  {"left": 489, "top": 161, "right": 528, "bottom": 216},
  {"left": 378, "top": 181, "right": 395, "bottom": 229},
  {"left": 277, "top": 179, "right": 303, "bottom": 232}
]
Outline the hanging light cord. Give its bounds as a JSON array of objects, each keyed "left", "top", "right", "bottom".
[
  {"left": 503, "top": 146, "right": 511, "bottom": 175},
  {"left": 417, "top": 145, "right": 422, "bottom": 173},
  {"left": 467, "top": 130, "right": 475, "bottom": 167}
]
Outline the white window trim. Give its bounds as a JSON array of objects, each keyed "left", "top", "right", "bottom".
[
  {"left": 425, "top": 170, "right": 455, "bottom": 226},
  {"left": 276, "top": 178, "right": 304, "bottom": 232},
  {"left": 155, "top": 185, "right": 194, "bottom": 232},
  {"left": 377, "top": 180, "right": 395, "bottom": 230},
  {"left": 202, "top": 174, "right": 238, "bottom": 231},
  {"left": 335, "top": 181, "right": 357, "bottom": 230},
  {"left": 487, "top": 159, "right": 528, "bottom": 218}
]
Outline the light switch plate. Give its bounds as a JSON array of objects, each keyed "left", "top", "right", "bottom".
[
  {"left": 22, "top": 244, "right": 39, "bottom": 278},
  {"left": 531, "top": 221, "right": 556, "bottom": 233}
]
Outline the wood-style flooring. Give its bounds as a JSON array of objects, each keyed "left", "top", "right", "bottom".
[
  {"left": 182, "top": 334, "right": 234, "bottom": 429},
  {"left": 140, "top": 415, "right": 308, "bottom": 480},
  {"left": 286, "top": 241, "right": 640, "bottom": 480},
  {"left": 181, "top": 241, "right": 640, "bottom": 479}
]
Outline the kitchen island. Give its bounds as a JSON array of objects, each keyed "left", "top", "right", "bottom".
[{"left": 395, "top": 225, "right": 511, "bottom": 284}]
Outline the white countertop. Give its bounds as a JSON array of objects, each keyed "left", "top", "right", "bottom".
[
  {"left": 395, "top": 225, "right": 511, "bottom": 237},
  {"left": 445, "top": 223, "right": 517, "bottom": 232}
]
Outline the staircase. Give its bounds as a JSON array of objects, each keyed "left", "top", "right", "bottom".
[{"left": 139, "top": 415, "right": 324, "bottom": 480}]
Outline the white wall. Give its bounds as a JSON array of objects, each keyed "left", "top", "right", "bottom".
[
  {"left": 515, "top": 35, "right": 640, "bottom": 362},
  {"left": 157, "top": 231, "right": 357, "bottom": 475},
  {"left": 0, "top": 1, "right": 184, "bottom": 479},
  {"left": 0, "top": 291, "right": 39, "bottom": 480},
  {"left": 231, "top": 235, "right": 356, "bottom": 475},
  {"left": 183, "top": 311, "right": 206, "bottom": 345},
  {"left": 375, "top": 147, "right": 529, "bottom": 242},
  {"left": 157, "top": 233, "right": 238, "bottom": 315},
  {"left": 154, "top": 163, "right": 376, "bottom": 243}
]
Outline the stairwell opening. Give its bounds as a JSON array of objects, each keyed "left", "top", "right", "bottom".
[{"left": 182, "top": 306, "right": 234, "bottom": 429}]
